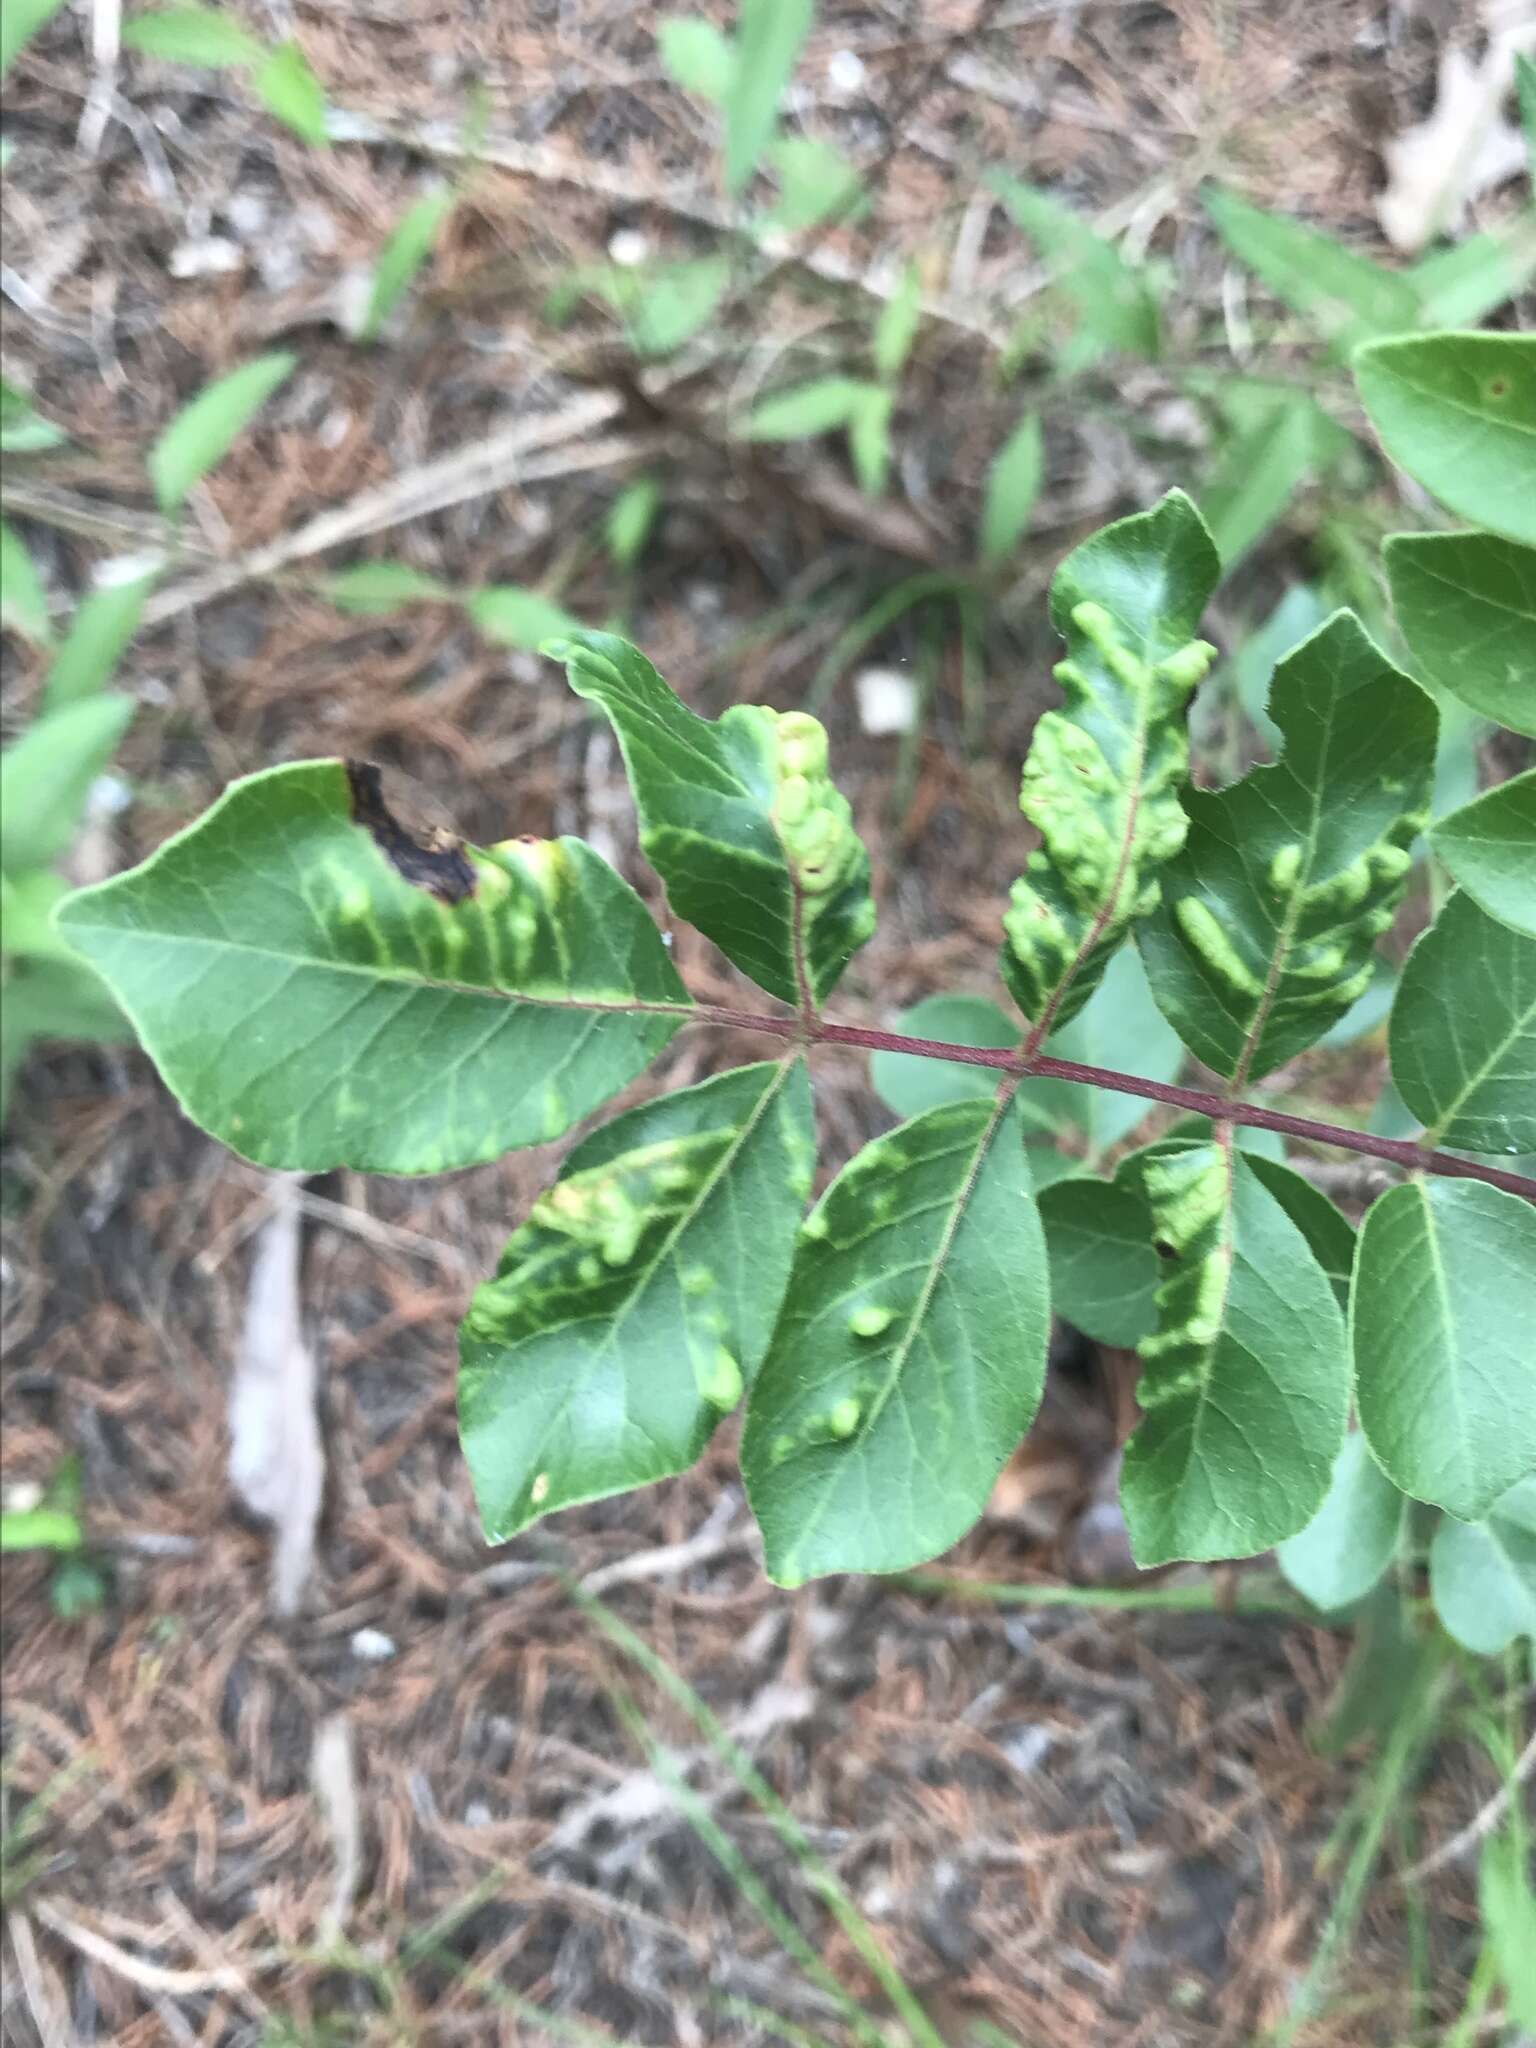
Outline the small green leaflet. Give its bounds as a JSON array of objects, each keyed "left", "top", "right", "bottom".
[
  {"left": 1137, "top": 610, "right": 1435, "bottom": 1084},
  {"left": 253, "top": 39, "right": 327, "bottom": 146},
  {"left": 1122, "top": 1143, "right": 1349, "bottom": 1566},
  {"left": 0, "top": 695, "right": 136, "bottom": 874},
  {"left": 1001, "top": 490, "right": 1219, "bottom": 1038},
  {"left": 1243, "top": 1153, "right": 1355, "bottom": 1306},
  {"left": 1202, "top": 185, "right": 1419, "bottom": 355},
  {"left": 741, "top": 1096, "right": 1050, "bottom": 1585},
  {"left": 1, "top": 0, "right": 70, "bottom": 76},
  {"left": 1276, "top": 1432, "right": 1404, "bottom": 1613},
  {"left": 460, "top": 1059, "right": 814, "bottom": 1540},
  {"left": 658, "top": 16, "right": 733, "bottom": 101},
  {"left": 1352, "top": 1179, "right": 1536, "bottom": 1522},
  {"left": 746, "top": 377, "right": 872, "bottom": 441},
  {"left": 548, "top": 630, "right": 875, "bottom": 1007},
  {"left": 121, "top": 6, "right": 265, "bottom": 67},
  {"left": 42, "top": 567, "right": 160, "bottom": 711},
  {"left": 1481, "top": 1821, "right": 1536, "bottom": 2033},
  {"left": 1429, "top": 1478, "right": 1536, "bottom": 1655},
  {"left": 1354, "top": 332, "right": 1536, "bottom": 548},
  {"left": 722, "top": 0, "right": 812, "bottom": 194},
  {"left": 1430, "top": 771, "right": 1536, "bottom": 938},
  {"left": 149, "top": 352, "right": 296, "bottom": 515},
  {"left": 1384, "top": 532, "right": 1536, "bottom": 738},
  {"left": 979, "top": 412, "right": 1043, "bottom": 569},
  {"left": 0, "top": 519, "right": 51, "bottom": 645},
  {"left": 54, "top": 760, "right": 689, "bottom": 1173},
  {"left": 991, "top": 174, "right": 1160, "bottom": 359},
  {"left": 324, "top": 562, "right": 450, "bottom": 615},
  {"left": 1198, "top": 392, "right": 1337, "bottom": 570},
  {"left": 360, "top": 186, "right": 455, "bottom": 340},
  {"left": 1390, "top": 889, "right": 1536, "bottom": 1153}
]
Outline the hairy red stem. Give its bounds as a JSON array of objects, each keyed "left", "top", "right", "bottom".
[{"left": 687, "top": 1003, "right": 1536, "bottom": 1202}]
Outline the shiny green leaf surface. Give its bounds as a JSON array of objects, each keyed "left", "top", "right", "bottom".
[
  {"left": 1122, "top": 1142, "right": 1349, "bottom": 1565},
  {"left": 1138, "top": 611, "right": 1435, "bottom": 1083},
  {"left": 1355, "top": 332, "right": 1536, "bottom": 546},
  {"left": 461, "top": 1059, "right": 814, "bottom": 1539},
  {"left": 1353, "top": 1180, "right": 1536, "bottom": 1521},
  {"left": 549, "top": 631, "right": 874, "bottom": 1007},
  {"left": 54, "top": 760, "right": 689, "bottom": 1172},
  {"left": 1276, "top": 1431, "right": 1404, "bottom": 1612},
  {"left": 1429, "top": 1478, "right": 1536, "bottom": 1654},
  {"left": 1001, "top": 491, "right": 1219, "bottom": 1037},
  {"left": 1430, "top": 771, "right": 1536, "bottom": 937},
  {"left": 742, "top": 1097, "right": 1050, "bottom": 1584},
  {"left": 1390, "top": 889, "right": 1536, "bottom": 1152},
  {"left": 1385, "top": 532, "right": 1536, "bottom": 737}
]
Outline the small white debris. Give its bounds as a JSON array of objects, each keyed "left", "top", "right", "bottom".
[
  {"left": 3, "top": 1480, "right": 45, "bottom": 1514},
  {"left": 136, "top": 676, "right": 172, "bottom": 706},
  {"left": 827, "top": 48, "right": 867, "bottom": 97},
  {"left": 317, "top": 407, "right": 352, "bottom": 451},
  {"left": 88, "top": 775, "right": 133, "bottom": 817},
  {"left": 530, "top": 1472, "right": 551, "bottom": 1505},
  {"left": 95, "top": 550, "right": 165, "bottom": 590},
  {"left": 350, "top": 1627, "right": 397, "bottom": 1662},
  {"left": 169, "top": 236, "right": 243, "bottom": 280},
  {"left": 608, "top": 228, "right": 651, "bottom": 268},
  {"left": 464, "top": 1799, "right": 493, "bottom": 1825},
  {"left": 224, "top": 191, "right": 269, "bottom": 237},
  {"left": 856, "top": 665, "right": 918, "bottom": 736}
]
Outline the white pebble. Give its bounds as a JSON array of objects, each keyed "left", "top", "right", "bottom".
[
  {"left": 350, "top": 1627, "right": 397, "bottom": 1662},
  {"left": 856, "top": 665, "right": 918, "bottom": 735}
]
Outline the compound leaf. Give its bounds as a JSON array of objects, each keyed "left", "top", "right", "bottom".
[
  {"left": 1429, "top": 1478, "right": 1536, "bottom": 1654},
  {"left": 742, "top": 1096, "right": 1050, "bottom": 1585},
  {"left": 1385, "top": 532, "right": 1536, "bottom": 737},
  {"left": 1001, "top": 490, "right": 1219, "bottom": 1039},
  {"left": 460, "top": 1058, "right": 814, "bottom": 1539},
  {"left": 1390, "top": 888, "right": 1536, "bottom": 1152},
  {"left": 549, "top": 630, "right": 874, "bottom": 1007},
  {"left": 1276, "top": 1430, "right": 1405, "bottom": 1612},
  {"left": 1355, "top": 332, "right": 1536, "bottom": 547},
  {"left": 53, "top": 760, "right": 689, "bottom": 1173},
  {"left": 1430, "top": 771, "right": 1536, "bottom": 938},
  {"left": 1121, "top": 1142, "right": 1349, "bottom": 1565},
  {"left": 1138, "top": 611, "right": 1436, "bottom": 1083},
  {"left": 1353, "top": 1179, "right": 1536, "bottom": 1521},
  {"left": 1203, "top": 185, "right": 1419, "bottom": 355}
]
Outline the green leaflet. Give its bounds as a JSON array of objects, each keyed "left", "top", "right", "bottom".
[
  {"left": 1001, "top": 491, "right": 1219, "bottom": 1039},
  {"left": 460, "top": 1059, "right": 814, "bottom": 1540},
  {"left": 1038, "top": 1157, "right": 1160, "bottom": 1349},
  {"left": 1202, "top": 185, "right": 1420, "bottom": 355},
  {"left": 1429, "top": 1478, "right": 1536, "bottom": 1655},
  {"left": 991, "top": 174, "right": 1161, "bottom": 359},
  {"left": 1384, "top": 532, "right": 1536, "bottom": 738},
  {"left": 1390, "top": 889, "right": 1536, "bottom": 1153},
  {"left": 549, "top": 630, "right": 875, "bottom": 1008},
  {"left": 1137, "top": 611, "right": 1436, "bottom": 1084},
  {"left": 1354, "top": 332, "right": 1536, "bottom": 547},
  {"left": 1353, "top": 1180, "right": 1536, "bottom": 1522},
  {"left": 741, "top": 1096, "right": 1050, "bottom": 1585},
  {"left": 1276, "top": 1431, "right": 1405, "bottom": 1613},
  {"left": 1430, "top": 770, "right": 1536, "bottom": 938},
  {"left": 1243, "top": 1153, "right": 1355, "bottom": 1307},
  {"left": 1122, "top": 1143, "right": 1349, "bottom": 1566},
  {"left": 53, "top": 760, "right": 689, "bottom": 1173},
  {"left": 0, "top": 694, "right": 137, "bottom": 875}
]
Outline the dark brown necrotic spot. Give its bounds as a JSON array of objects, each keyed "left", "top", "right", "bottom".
[{"left": 345, "top": 760, "right": 476, "bottom": 905}]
